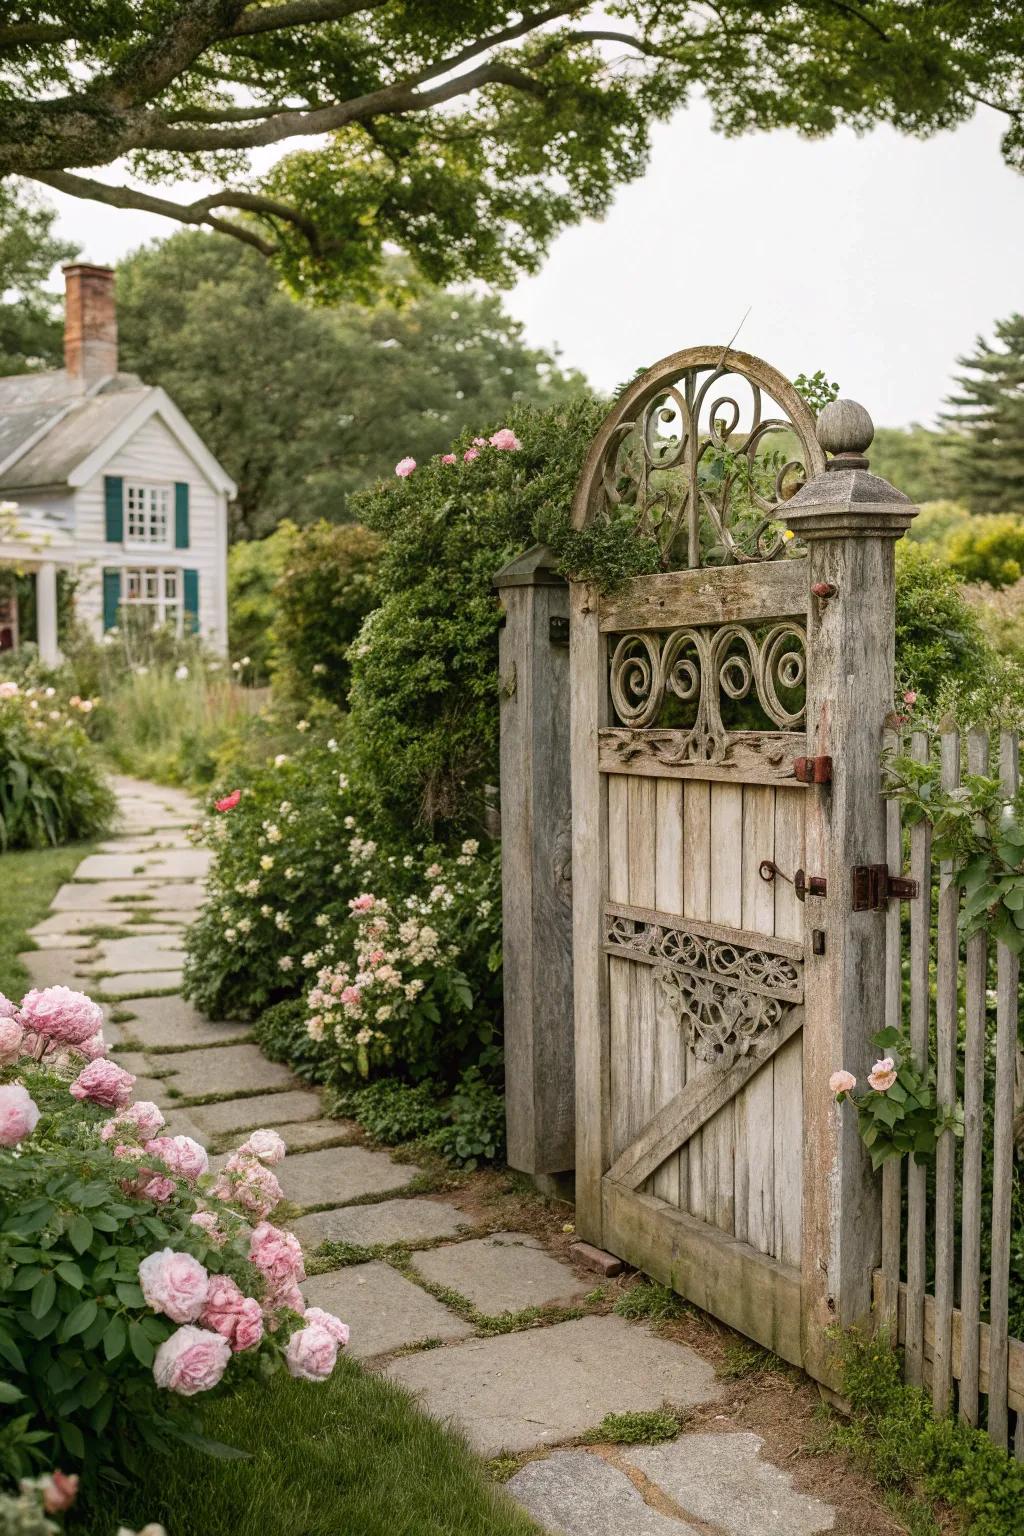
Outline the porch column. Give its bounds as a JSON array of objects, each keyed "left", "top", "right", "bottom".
[{"left": 36, "top": 562, "right": 59, "bottom": 666}]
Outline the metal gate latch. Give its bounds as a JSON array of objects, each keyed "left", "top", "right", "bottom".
[
  {"left": 759, "top": 861, "right": 827, "bottom": 901},
  {"left": 851, "top": 864, "right": 920, "bottom": 911}
]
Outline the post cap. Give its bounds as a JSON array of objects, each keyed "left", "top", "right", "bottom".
[
  {"left": 817, "top": 398, "right": 874, "bottom": 467},
  {"left": 782, "top": 398, "right": 916, "bottom": 541}
]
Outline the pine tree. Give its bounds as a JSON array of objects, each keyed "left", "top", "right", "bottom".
[{"left": 942, "top": 315, "right": 1024, "bottom": 514}]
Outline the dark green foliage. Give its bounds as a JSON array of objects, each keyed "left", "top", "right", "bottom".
[
  {"left": 338, "top": 1080, "right": 445, "bottom": 1145},
  {"left": 0, "top": 183, "right": 76, "bottom": 374},
  {"left": 612, "top": 1280, "right": 686, "bottom": 1323},
  {"left": 893, "top": 543, "right": 988, "bottom": 702},
  {"left": 349, "top": 395, "right": 605, "bottom": 834},
  {"left": 832, "top": 1328, "right": 1024, "bottom": 1536},
  {"left": 117, "top": 234, "right": 585, "bottom": 538},
  {"left": 579, "top": 1409, "right": 681, "bottom": 1445},
  {"left": 272, "top": 522, "right": 382, "bottom": 702},
  {"left": 0, "top": 694, "right": 114, "bottom": 851},
  {"left": 423, "top": 1068, "right": 506, "bottom": 1170},
  {"left": 945, "top": 513, "right": 1024, "bottom": 588},
  {"left": 870, "top": 427, "right": 963, "bottom": 507},
  {"left": 943, "top": 314, "right": 1024, "bottom": 515},
  {"left": 251, "top": 998, "right": 325, "bottom": 1085}
]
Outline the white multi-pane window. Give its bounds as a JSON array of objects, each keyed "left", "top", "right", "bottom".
[
  {"left": 122, "top": 568, "right": 181, "bottom": 630},
  {"left": 125, "top": 482, "right": 171, "bottom": 546}
]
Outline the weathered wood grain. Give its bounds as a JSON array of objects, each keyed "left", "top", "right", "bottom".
[
  {"left": 905, "top": 730, "right": 933, "bottom": 1390},
  {"left": 959, "top": 728, "right": 989, "bottom": 1427},
  {"left": 599, "top": 558, "right": 807, "bottom": 633},
  {"left": 736, "top": 786, "right": 777, "bottom": 1253},
  {"left": 598, "top": 729, "right": 808, "bottom": 785},
  {"left": 683, "top": 779, "right": 711, "bottom": 1220},
  {"left": 932, "top": 727, "right": 960, "bottom": 1415},
  {"left": 651, "top": 779, "right": 686, "bottom": 1204},
  {"left": 873, "top": 1273, "right": 1024, "bottom": 1416},
  {"left": 879, "top": 726, "right": 903, "bottom": 1332}
]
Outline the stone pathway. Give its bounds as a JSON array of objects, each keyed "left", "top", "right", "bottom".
[{"left": 25, "top": 775, "right": 841, "bottom": 1536}]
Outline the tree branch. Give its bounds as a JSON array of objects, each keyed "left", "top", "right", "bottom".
[
  {"left": 0, "top": 22, "right": 72, "bottom": 48},
  {"left": 34, "top": 169, "right": 279, "bottom": 256},
  {"left": 232, "top": 0, "right": 388, "bottom": 37}
]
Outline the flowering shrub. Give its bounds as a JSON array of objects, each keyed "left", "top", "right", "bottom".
[
  {"left": 0, "top": 679, "right": 113, "bottom": 849},
  {"left": 0, "top": 983, "right": 347, "bottom": 1511},
  {"left": 831, "top": 1027, "right": 963, "bottom": 1169}
]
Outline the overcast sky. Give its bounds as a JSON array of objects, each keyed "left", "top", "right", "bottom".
[{"left": 45, "top": 96, "right": 1023, "bottom": 430}]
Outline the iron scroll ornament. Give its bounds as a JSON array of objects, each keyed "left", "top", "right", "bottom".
[{"left": 571, "top": 347, "right": 826, "bottom": 570}]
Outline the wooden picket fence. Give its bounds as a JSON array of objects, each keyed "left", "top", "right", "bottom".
[{"left": 877, "top": 725, "right": 1024, "bottom": 1452}]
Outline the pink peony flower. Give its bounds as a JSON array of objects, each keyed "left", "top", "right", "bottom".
[
  {"left": 0, "top": 1016, "right": 25, "bottom": 1064},
  {"left": 20, "top": 986, "right": 103, "bottom": 1047},
  {"left": 215, "top": 789, "right": 241, "bottom": 812},
  {"left": 489, "top": 427, "right": 522, "bottom": 451},
  {"left": 70, "top": 1058, "right": 135, "bottom": 1109},
  {"left": 0, "top": 1083, "right": 40, "bottom": 1146},
  {"left": 139, "top": 1249, "right": 210, "bottom": 1323},
  {"left": 78, "top": 1032, "right": 106, "bottom": 1061},
  {"left": 41, "top": 1470, "right": 79, "bottom": 1514},
  {"left": 249, "top": 1221, "right": 305, "bottom": 1291},
  {"left": 472, "top": 437, "right": 487, "bottom": 446},
  {"left": 285, "top": 1322, "right": 339, "bottom": 1381},
  {"left": 267, "top": 1280, "right": 305, "bottom": 1318},
  {"left": 0, "top": 992, "right": 18, "bottom": 1019},
  {"left": 903, "top": 690, "right": 918, "bottom": 706},
  {"left": 101, "top": 1099, "right": 165, "bottom": 1143},
  {"left": 305, "top": 1307, "right": 350, "bottom": 1350},
  {"left": 153, "top": 1325, "right": 230, "bottom": 1396},
  {"left": 868, "top": 1056, "right": 898, "bottom": 1092},
  {"left": 340, "top": 986, "right": 361, "bottom": 1007},
  {"left": 829, "top": 1070, "right": 857, "bottom": 1095},
  {"left": 214, "top": 1159, "right": 282, "bottom": 1219},
  {"left": 142, "top": 1175, "right": 176, "bottom": 1204},
  {"left": 145, "top": 1134, "right": 209, "bottom": 1183},
  {"left": 350, "top": 893, "right": 375, "bottom": 912},
  {"left": 440, "top": 453, "right": 457, "bottom": 465},
  {"left": 395, "top": 456, "right": 416, "bottom": 478},
  {"left": 190, "top": 1209, "right": 226, "bottom": 1245},
  {"left": 238, "top": 1128, "right": 286, "bottom": 1166},
  {"left": 463, "top": 447, "right": 479, "bottom": 463},
  {"left": 201, "top": 1274, "right": 265, "bottom": 1352}
]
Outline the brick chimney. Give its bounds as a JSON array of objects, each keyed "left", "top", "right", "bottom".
[{"left": 63, "top": 263, "right": 118, "bottom": 389}]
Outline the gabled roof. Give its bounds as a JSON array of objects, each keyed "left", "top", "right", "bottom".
[{"left": 0, "top": 370, "right": 236, "bottom": 498}]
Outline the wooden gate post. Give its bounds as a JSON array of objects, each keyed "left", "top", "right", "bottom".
[
  {"left": 783, "top": 400, "right": 917, "bottom": 1384},
  {"left": 494, "top": 545, "right": 575, "bottom": 1181}
]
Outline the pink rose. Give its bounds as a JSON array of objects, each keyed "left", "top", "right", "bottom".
[
  {"left": 201, "top": 1275, "right": 265, "bottom": 1352},
  {"left": 472, "top": 437, "right": 487, "bottom": 446},
  {"left": 395, "top": 456, "right": 416, "bottom": 478},
  {"left": 145, "top": 1134, "right": 209, "bottom": 1183},
  {"left": 463, "top": 447, "right": 479, "bottom": 463},
  {"left": 266, "top": 1280, "right": 305, "bottom": 1318},
  {"left": 440, "top": 453, "right": 457, "bottom": 465},
  {"left": 489, "top": 427, "right": 521, "bottom": 451},
  {"left": 0, "top": 992, "right": 18, "bottom": 1019},
  {"left": 102, "top": 1100, "right": 165, "bottom": 1143},
  {"left": 153, "top": 1324, "right": 230, "bottom": 1396},
  {"left": 70, "top": 1058, "right": 135, "bottom": 1108},
  {"left": 0, "top": 1016, "right": 24, "bottom": 1064},
  {"left": 238, "top": 1128, "right": 286, "bottom": 1165},
  {"left": 190, "top": 1209, "right": 226, "bottom": 1245},
  {"left": 41, "top": 1470, "right": 79, "bottom": 1514},
  {"left": 0, "top": 1083, "right": 40, "bottom": 1146},
  {"left": 350, "top": 893, "right": 375, "bottom": 912},
  {"left": 903, "top": 690, "right": 917, "bottom": 705},
  {"left": 142, "top": 1175, "right": 176, "bottom": 1204},
  {"left": 78, "top": 1032, "right": 107, "bottom": 1061},
  {"left": 138, "top": 1248, "right": 210, "bottom": 1323},
  {"left": 249, "top": 1221, "right": 305, "bottom": 1289},
  {"left": 829, "top": 1070, "right": 857, "bottom": 1095},
  {"left": 285, "top": 1323, "right": 339, "bottom": 1381},
  {"left": 868, "top": 1056, "right": 898, "bottom": 1092},
  {"left": 305, "top": 1306, "right": 350, "bottom": 1350},
  {"left": 19, "top": 986, "right": 103, "bottom": 1046},
  {"left": 214, "top": 1159, "right": 282, "bottom": 1219},
  {"left": 340, "top": 986, "right": 361, "bottom": 1007}
]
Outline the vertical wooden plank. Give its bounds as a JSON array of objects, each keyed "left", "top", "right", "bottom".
[
  {"left": 960, "top": 728, "right": 989, "bottom": 1426},
  {"left": 627, "top": 777, "right": 657, "bottom": 908},
  {"left": 624, "top": 777, "right": 658, "bottom": 1163},
  {"left": 880, "top": 727, "right": 903, "bottom": 1332},
  {"left": 905, "top": 729, "right": 932, "bottom": 1390},
  {"left": 706, "top": 783, "right": 742, "bottom": 1233},
  {"left": 653, "top": 780, "right": 685, "bottom": 1205},
  {"left": 607, "top": 775, "right": 630, "bottom": 904},
  {"left": 932, "top": 726, "right": 960, "bottom": 1416},
  {"left": 736, "top": 786, "right": 776, "bottom": 1253},
  {"left": 570, "top": 582, "right": 609, "bottom": 1243},
  {"left": 683, "top": 780, "right": 711, "bottom": 1219},
  {"left": 772, "top": 786, "right": 804, "bottom": 1264},
  {"left": 988, "top": 731, "right": 1019, "bottom": 1446},
  {"left": 607, "top": 775, "right": 632, "bottom": 1161}
]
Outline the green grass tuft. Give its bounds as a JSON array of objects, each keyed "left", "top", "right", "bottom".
[
  {"left": 578, "top": 1409, "right": 681, "bottom": 1445},
  {"left": 612, "top": 1279, "right": 687, "bottom": 1323},
  {"left": 0, "top": 841, "right": 97, "bottom": 998},
  {"left": 718, "top": 1340, "right": 785, "bottom": 1380}
]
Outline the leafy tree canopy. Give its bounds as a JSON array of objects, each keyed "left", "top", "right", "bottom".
[
  {"left": 869, "top": 426, "right": 963, "bottom": 507},
  {"left": 0, "top": 181, "right": 76, "bottom": 372},
  {"left": 942, "top": 314, "right": 1024, "bottom": 515},
  {"left": 117, "top": 230, "right": 586, "bottom": 537},
  {"left": 1, "top": 4, "right": 1021, "bottom": 297}
]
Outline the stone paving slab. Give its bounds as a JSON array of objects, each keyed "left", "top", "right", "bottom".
[
  {"left": 624, "top": 1435, "right": 835, "bottom": 1535},
  {"left": 290, "top": 1198, "right": 467, "bottom": 1250},
  {"left": 121, "top": 995, "right": 249, "bottom": 1051},
  {"left": 190, "top": 1088, "right": 324, "bottom": 1135},
  {"left": 155, "top": 1043, "right": 294, "bottom": 1098},
  {"left": 509, "top": 1450, "right": 700, "bottom": 1536},
  {"left": 93, "top": 936, "right": 186, "bottom": 972},
  {"left": 19, "top": 949, "right": 98, "bottom": 989},
  {"left": 302, "top": 1263, "right": 474, "bottom": 1360},
  {"left": 51, "top": 883, "right": 159, "bottom": 911},
  {"left": 26, "top": 932, "right": 94, "bottom": 951},
  {"left": 29, "top": 911, "right": 153, "bottom": 936},
  {"left": 385, "top": 1315, "right": 722, "bottom": 1457},
  {"left": 100, "top": 970, "right": 184, "bottom": 998},
  {"left": 271, "top": 1120, "right": 357, "bottom": 1153},
  {"left": 276, "top": 1145, "right": 420, "bottom": 1208},
  {"left": 73, "top": 850, "right": 211, "bottom": 881},
  {"left": 413, "top": 1233, "right": 586, "bottom": 1316},
  {"left": 130, "top": 1076, "right": 171, "bottom": 1104}
]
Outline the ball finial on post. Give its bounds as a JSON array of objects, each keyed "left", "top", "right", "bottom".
[{"left": 816, "top": 398, "right": 874, "bottom": 470}]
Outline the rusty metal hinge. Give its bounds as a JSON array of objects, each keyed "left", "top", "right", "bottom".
[
  {"left": 793, "top": 755, "right": 833, "bottom": 785},
  {"left": 759, "top": 861, "right": 827, "bottom": 901},
  {"left": 851, "top": 864, "right": 920, "bottom": 911}
]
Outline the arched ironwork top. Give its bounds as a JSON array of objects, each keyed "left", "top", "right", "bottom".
[{"left": 572, "top": 346, "right": 826, "bottom": 569}]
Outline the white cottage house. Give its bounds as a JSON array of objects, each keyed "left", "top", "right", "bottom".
[{"left": 0, "top": 263, "right": 234, "bottom": 662}]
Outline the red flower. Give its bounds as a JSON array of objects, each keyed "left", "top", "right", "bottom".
[{"left": 215, "top": 789, "right": 241, "bottom": 812}]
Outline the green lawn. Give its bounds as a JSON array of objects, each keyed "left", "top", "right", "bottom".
[
  {"left": 0, "top": 841, "right": 96, "bottom": 998},
  {"left": 89, "top": 1360, "right": 541, "bottom": 1536}
]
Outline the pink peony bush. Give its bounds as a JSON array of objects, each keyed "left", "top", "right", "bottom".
[{"left": 0, "top": 980, "right": 348, "bottom": 1505}]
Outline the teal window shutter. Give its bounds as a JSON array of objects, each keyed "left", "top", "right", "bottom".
[
  {"left": 104, "top": 476, "right": 123, "bottom": 543},
  {"left": 102, "top": 568, "right": 121, "bottom": 631},
  {"left": 174, "top": 482, "right": 190, "bottom": 548},
  {"left": 183, "top": 568, "right": 200, "bottom": 633}
]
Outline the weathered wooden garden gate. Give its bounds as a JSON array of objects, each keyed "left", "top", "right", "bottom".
[{"left": 567, "top": 348, "right": 915, "bottom": 1382}]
